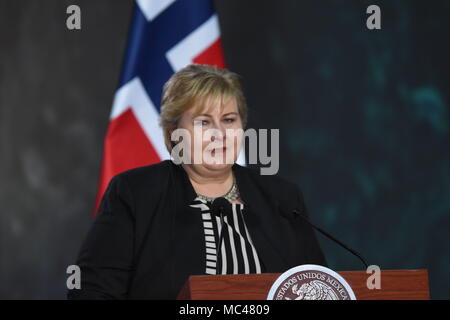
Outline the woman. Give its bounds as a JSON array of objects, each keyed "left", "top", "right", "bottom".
[{"left": 68, "top": 64, "right": 326, "bottom": 299}]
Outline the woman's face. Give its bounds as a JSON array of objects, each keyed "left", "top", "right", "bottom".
[{"left": 175, "top": 96, "right": 243, "bottom": 172}]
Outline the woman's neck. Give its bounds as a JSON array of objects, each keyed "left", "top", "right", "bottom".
[{"left": 182, "top": 164, "right": 234, "bottom": 198}]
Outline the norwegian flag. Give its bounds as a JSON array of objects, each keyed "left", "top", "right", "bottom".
[{"left": 93, "top": 0, "right": 228, "bottom": 217}]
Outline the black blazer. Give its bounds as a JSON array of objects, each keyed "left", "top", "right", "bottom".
[{"left": 68, "top": 160, "right": 326, "bottom": 299}]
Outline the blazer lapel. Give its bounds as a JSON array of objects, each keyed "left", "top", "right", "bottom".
[
  {"left": 168, "top": 162, "right": 205, "bottom": 295},
  {"left": 233, "top": 164, "right": 290, "bottom": 273}
]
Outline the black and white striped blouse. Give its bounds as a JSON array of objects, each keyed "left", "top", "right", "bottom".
[{"left": 190, "top": 196, "right": 262, "bottom": 275}]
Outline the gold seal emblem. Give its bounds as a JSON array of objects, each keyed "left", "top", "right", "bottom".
[{"left": 267, "top": 264, "right": 356, "bottom": 300}]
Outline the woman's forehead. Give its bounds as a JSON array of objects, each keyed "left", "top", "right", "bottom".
[{"left": 190, "top": 95, "right": 237, "bottom": 116}]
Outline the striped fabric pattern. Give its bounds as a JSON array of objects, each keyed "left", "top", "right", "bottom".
[{"left": 190, "top": 197, "right": 262, "bottom": 275}]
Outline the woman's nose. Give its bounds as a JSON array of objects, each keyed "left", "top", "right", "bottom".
[
  {"left": 211, "top": 121, "right": 226, "bottom": 138},
  {"left": 208, "top": 125, "right": 225, "bottom": 143}
]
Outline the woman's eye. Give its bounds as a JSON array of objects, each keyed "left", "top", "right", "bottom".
[
  {"left": 194, "top": 120, "right": 208, "bottom": 126},
  {"left": 224, "top": 118, "right": 235, "bottom": 123}
]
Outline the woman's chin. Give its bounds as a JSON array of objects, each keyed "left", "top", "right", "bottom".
[{"left": 202, "top": 162, "right": 233, "bottom": 172}]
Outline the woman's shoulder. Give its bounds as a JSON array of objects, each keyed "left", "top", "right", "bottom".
[
  {"left": 111, "top": 160, "right": 174, "bottom": 191},
  {"left": 233, "top": 164, "right": 300, "bottom": 196},
  {"left": 116, "top": 160, "right": 172, "bottom": 178}
]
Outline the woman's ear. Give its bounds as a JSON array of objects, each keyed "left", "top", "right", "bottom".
[{"left": 168, "top": 125, "right": 178, "bottom": 147}]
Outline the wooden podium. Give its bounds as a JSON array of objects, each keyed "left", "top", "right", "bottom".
[{"left": 177, "top": 270, "right": 430, "bottom": 300}]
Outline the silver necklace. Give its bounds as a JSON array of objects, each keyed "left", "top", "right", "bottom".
[{"left": 196, "top": 178, "right": 240, "bottom": 203}]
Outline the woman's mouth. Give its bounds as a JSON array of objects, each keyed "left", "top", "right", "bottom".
[{"left": 210, "top": 147, "right": 227, "bottom": 156}]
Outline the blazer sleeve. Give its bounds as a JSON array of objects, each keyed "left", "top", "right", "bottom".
[
  {"left": 294, "top": 186, "right": 328, "bottom": 267},
  {"left": 67, "top": 173, "right": 135, "bottom": 300}
]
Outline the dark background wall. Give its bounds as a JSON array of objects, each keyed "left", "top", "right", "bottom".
[{"left": 0, "top": 0, "right": 449, "bottom": 299}]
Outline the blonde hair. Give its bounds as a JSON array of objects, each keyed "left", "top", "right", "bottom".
[{"left": 159, "top": 64, "right": 248, "bottom": 152}]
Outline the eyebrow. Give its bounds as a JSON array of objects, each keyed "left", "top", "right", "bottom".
[{"left": 195, "top": 112, "right": 238, "bottom": 118}]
